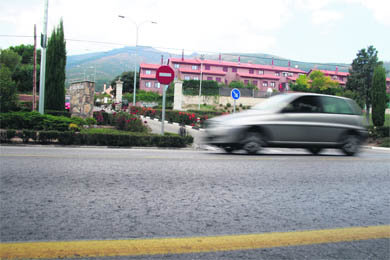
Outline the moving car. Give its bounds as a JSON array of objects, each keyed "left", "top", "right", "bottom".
[{"left": 204, "top": 93, "right": 368, "bottom": 155}]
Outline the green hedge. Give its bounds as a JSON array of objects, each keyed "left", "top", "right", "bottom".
[
  {"left": 0, "top": 130, "right": 193, "bottom": 147},
  {"left": 0, "top": 112, "right": 85, "bottom": 131}
]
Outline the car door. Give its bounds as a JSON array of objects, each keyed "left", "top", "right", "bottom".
[
  {"left": 317, "top": 96, "right": 360, "bottom": 143},
  {"left": 271, "top": 95, "right": 323, "bottom": 143}
]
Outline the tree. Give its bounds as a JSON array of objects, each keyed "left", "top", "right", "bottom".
[
  {"left": 111, "top": 71, "right": 139, "bottom": 94},
  {"left": 10, "top": 44, "right": 41, "bottom": 65},
  {"left": 0, "top": 49, "right": 21, "bottom": 72},
  {"left": 371, "top": 65, "right": 387, "bottom": 126},
  {"left": 309, "top": 70, "right": 339, "bottom": 92},
  {"left": 290, "top": 71, "right": 341, "bottom": 95},
  {"left": 45, "top": 19, "right": 66, "bottom": 111},
  {"left": 347, "top": 46, "right": 381, "bottom": 122},
  {"left": 0, "top": 66, "right": 18, "bottom": 112}
]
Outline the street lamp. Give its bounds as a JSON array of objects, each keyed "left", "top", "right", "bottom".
[
  {"left": 198, "top": 55, "right": 204, "bottom": 110},
  {"left": 118, "top": 15, "right": 157, "bottom": 106}
]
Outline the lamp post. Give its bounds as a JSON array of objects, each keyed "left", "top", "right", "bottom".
[
  {"left": 118, "top": 15, "right": 157, "bottom": 106},
  {"left": 198, "top": 55, "right": 204, "bottom": 110}
]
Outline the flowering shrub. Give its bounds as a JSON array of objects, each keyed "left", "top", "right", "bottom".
[
  {"left": 114, "top": 112, "right": 148, "bottom": 133},
  {"left": 68, "top": 123, "right": 80, "bottom": 132},
  {"left": 94, "top": 106, "right": 230, "bottom": 129}
]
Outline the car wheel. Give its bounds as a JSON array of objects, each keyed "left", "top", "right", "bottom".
[
  {"left": 341, "top": 134, "right": 360, "bottom": 156},
  {"left": 242, "top": 132, "right": 263, "bottom": 155},
  {"left": 307, "top": 147, "right": 322, "bottom": 155},
  {"left": 222, "top": 146, "right": 235, "bottom": 153}
]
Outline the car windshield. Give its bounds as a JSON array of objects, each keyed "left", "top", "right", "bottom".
[{"left": 251, "top": 94, "right": 292, "bottom": 112}]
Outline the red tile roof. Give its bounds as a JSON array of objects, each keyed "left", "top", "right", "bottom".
[
  {"left": 140, "top": 63, "right": 160, "bottom": 69},
  {"left": 169, "top": 58, "right": 306, "bottom": 74},
  {"left": 308, "top": 69, "right": 349, "bottom": 77},
  {"left": 237, "top": 73, "right": 280, "bottom": 80}
]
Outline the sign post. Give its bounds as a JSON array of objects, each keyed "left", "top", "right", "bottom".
[
  {"left": 156, "top": 66, "right": 175, "bottom": 135},
  {"left": 231, "top": 88, "right": 241, "bottom": 113}
]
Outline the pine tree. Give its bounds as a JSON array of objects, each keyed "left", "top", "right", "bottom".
[
  {"left": 371, "top": 65, "right": 386, "bottom": 126},
  {"left": 346, "top": 46, "right": 380, "bottom": 122},
  {"left": 45, "top": 19, "right": 66, "bottom": 111}
]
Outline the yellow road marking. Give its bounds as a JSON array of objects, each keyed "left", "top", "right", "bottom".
[{"left": 1, "top": 225, "right": 389, "bottom": 259}]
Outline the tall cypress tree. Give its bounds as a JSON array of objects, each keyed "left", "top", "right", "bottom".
[
  {"left": 371, "top": 65, "right": 386, "bottom": 126},
  {"left": 45, "top": 19, "right": 66, "bottom": 111}
]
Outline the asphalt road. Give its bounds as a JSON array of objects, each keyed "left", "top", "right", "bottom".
[{"left": 0, "top": 145, "right": 389, "bottom": 259}]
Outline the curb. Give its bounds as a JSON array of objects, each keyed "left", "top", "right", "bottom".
[
  {"left": 141, "top": 116, "right": 206, "bottom": 132},
  {"left": 363, "top": 146, "right": 390, "bottom": 151}
]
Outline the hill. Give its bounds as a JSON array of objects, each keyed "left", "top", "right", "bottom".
[{"left": 66, "top": 47, "right": 390, "bottom": 92}]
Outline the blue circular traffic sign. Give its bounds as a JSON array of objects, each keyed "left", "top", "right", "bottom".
[{"left": 231, "top": 88, "right": 241, "bottom": 100}]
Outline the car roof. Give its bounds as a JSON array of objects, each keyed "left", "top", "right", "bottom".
[{"left": 284, "top": 92, "right": 350, "bottom": 100}]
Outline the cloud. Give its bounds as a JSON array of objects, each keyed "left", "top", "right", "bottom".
[
  {"left": 311, "top": 10, "right": 343, "bottom": 25},
  {"left": 360, "top": 0, "right": 390, "bottom": 26}
]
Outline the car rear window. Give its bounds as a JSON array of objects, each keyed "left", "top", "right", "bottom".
[{"left": 320, "top": 96, "right": 360, "bottom": 115}]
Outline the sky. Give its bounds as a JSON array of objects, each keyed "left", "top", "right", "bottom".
[{"left": 0, "top": 0, "right": 389, "bottom": 64}]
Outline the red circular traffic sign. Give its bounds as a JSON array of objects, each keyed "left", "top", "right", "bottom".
[{"left": 156, "top": 65, "right": 175, "bottom": 85}]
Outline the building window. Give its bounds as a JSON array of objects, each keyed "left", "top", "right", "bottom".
[
  {"left": 216, "top": 77, "right": 221, "bottom": 82},
  {"left": 258, "top": 70, "right": 264, "bottom": 75},
  {"left": 262, "top": 81, "right": 268, "bottom": 87},
  {"left": 192, "top": 65, "right": 198, "bottom": 70},
  {"left": 253, "top": 80, "right": 258, "bottom": 86},
  {"left": 174, "top": 63, "right": 180, "bottom": 69},
  {"left": 223, "top": 67, "right": 228, "bottom": 72},
  {"left": 184, "top": 75, "right": 190, "bottom": 80},
  {"left": 249, "top": 69, "right": 254, "bottom": 74},
  {"left": 193, "top": 76, "right": 199, "bottom": 80},
  {"left": 207, "top": 76, "right": 212, "bottom": 80},
  {"left": 232, "top": 67, "right": 237, "bottom": 72},
  {"left": 275, "top": 72, "right": 280, "bottom": 76},
  {"left": 145, "top": 70, "right": 151, "bottom": 75},
  {"left": 205, "top": 65, "right": 210, "bottom": 70},
  {"left": 288, "top": 73, "right": 294, "bottom": 76},
  {"left": 270, "top": 82, "right": 275, "bottom": 87},
  {"left": 244, "top": 80, "right": 249, "bottom": 85},
  {"left": 155, "top": 82, "right": 160, "bottom": 88},
  {"left": 145, "top": 82, "right": 151, "bottom": 88},
  {"left": 282, "top": 72, "right": 288, "bottom": 77}
]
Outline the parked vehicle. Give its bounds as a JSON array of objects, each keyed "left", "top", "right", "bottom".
[
  {"left": 204, "top": 93, "right": 368, "bottom": 155},
  {"left": 65, "top": 95, "right": 70, "bottom": 110}
]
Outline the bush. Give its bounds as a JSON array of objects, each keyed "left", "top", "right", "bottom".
[
  {"left": 45, "top": 110, "right": 71, "bottom": 118},
  {"left": 0, "top": 111, "right": 86, "bottom": 131},
  {"left": 21, "top": 129, "right": 37, "bottom": 143},
  {"left": 379, "top": 137, "right": 390, "bottom": 147},
  {"left": 85, "top": 117, "right": 97, "bottom": 126},
  {"left": 114, "top": 112, "right": 148, "bottom": 132},
  {"left": 368, "top": 126, "right": 390, "bottom": 139},
  {"left": 38, "top": 130, "right": 59, "bottom": 144}
]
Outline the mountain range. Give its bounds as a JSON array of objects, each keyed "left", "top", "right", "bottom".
[{"left": 66, "top": 46, "right": 389, "bottom": 92}]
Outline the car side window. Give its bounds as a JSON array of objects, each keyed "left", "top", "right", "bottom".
[
  {"left": 320, "top": 96, "right": 354, "bottom": 114},
  {"left": 283, "top": 96, "right": 322, "bottom": 113}
]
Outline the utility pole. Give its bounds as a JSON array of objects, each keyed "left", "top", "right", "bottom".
[
  {"left": 33, "top": 24, "right": 37, "bottom": 111},
  {"left": 38, "top": 0, "right": 48, "bottom": 114}
]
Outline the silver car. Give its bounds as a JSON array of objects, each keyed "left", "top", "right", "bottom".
[{"left": 204, "top": 93, "right": 368, "bottom": 155}]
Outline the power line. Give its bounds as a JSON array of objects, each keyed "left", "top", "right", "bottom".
[{"left": 1, "top": 34, "right": 351, "bottom": 69}]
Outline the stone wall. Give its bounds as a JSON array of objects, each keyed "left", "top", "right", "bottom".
[
  {"left": 181, "top": 95, "right": 265, "bottom": 109},
  {"left": 69, "top": 81, "right": 95, "bottom": 118}
]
